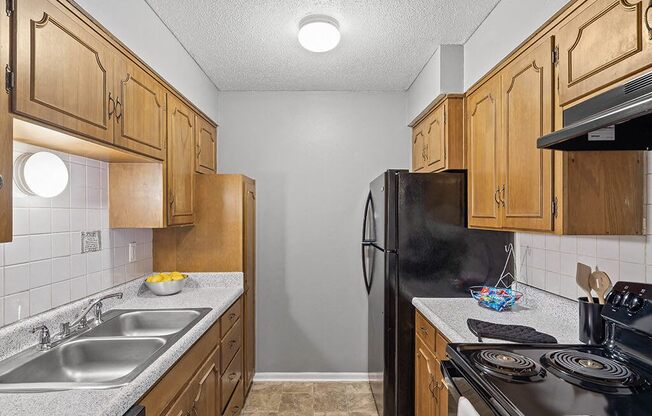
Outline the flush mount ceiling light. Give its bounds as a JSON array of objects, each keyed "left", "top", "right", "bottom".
[
  {"left": 14, "top": 151, "right": 69, "bottom": 198},
  {"left": 298, "top": 15, "right": 341, "bottom": 53}
]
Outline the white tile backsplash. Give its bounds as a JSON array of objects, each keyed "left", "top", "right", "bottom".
[
  {"left": 516, "top": 154, "right": 652, "bottom": 300},
  {"left": 0, "top": 143, "right": 153, "bottom": 327}
]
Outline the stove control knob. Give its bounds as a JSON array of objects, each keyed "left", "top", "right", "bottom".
[
  {"left": 621, "top": 292, "right": 634, "bottom": 307},
  {"left": 608, "top": 292, "right": 623, "bottom": 306},
  {"left": 628, "top": 296, "right": 644, "bottom": 313}
]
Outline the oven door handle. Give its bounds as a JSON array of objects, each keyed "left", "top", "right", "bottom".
[{"left": 441, "top": 360, "right": 463, "bottom": 402}]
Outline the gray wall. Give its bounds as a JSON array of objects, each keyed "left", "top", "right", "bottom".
[
  {"left": 463, "top": 0, "right": 568, "bottom": 89},
  {"left": 75, "top": 0, "right": 220, "bottom": 121},
  {"left": 218, "top": 92, "right": 410, "bottom": 372}
]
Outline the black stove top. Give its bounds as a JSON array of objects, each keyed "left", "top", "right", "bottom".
[{"left": 447, "top": 281, "right": 652, "bottom": 416}]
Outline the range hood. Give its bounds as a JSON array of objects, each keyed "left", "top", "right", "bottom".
[{"left": 537, "top": 72, "right": 652, "bottom": 151}]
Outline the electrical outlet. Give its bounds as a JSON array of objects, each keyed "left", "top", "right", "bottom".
[
  {"left": 81, "top": 231, "right": 101, "bottom": 253},
  {"left": 128, "top": 242, "right": 136, "bottom": 263}
]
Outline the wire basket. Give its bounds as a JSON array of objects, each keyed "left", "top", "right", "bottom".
[{"left": 470, "top": 286, "right": 523, "bottom": 312}]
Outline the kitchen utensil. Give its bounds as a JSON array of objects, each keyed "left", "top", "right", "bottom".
[
  {"left": 469, "top": 286, "right": 523, "bottom": 312},
  {"left": 578, "top": 296, "right": 605, "bottom": 344},
  {"left": 144, "top": 274, "right": 188, "bottom": 296},
  {"left": 589, "top": 270, "right": 612, "bottom": 305},
  {"left": 576, "top": 263, "right": 593, "bottom": 303}
]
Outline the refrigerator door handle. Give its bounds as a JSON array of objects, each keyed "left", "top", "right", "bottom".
[
  {"left": 362, "top": 191, "right": 375, "bottom": 244},
  {"left": 361, "top": 244, "right": 372, "bottom": 294}
]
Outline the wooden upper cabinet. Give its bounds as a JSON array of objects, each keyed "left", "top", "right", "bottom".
[
  {"left": 411, "top": 96, "right": 464, "bottom": 173},
  {"left": 425, "top": 105, "right": 445, "bottom": 172},
  {"left": 167, "top": 94, "right": 195, "bottom": 226},
  {"left": 558, "top": 0, "right": 652, "bottom": 105},
  {"left": 415, "top": 336, "right": 437, "bottom": 416},
  {"left": 195, "top": 117, "right": 217, "bottom": 174},
  {"left": 500, "top": 38, "right": 554, "bottom": 232},
  {"left": 114, "top": 57, "right": 167, "bottom": 160},
  {"left": 467, "top": 77, "right": 503, "bottom": 229},
  {"left": 14, "top": 0, "right": 114, "bottom": 143},
  {"left": 412, "top": 127, "right": 426, "bottom": 172}
]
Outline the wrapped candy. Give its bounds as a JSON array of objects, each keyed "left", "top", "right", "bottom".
[{"left": 470, "top": 286, "right": 523, "bottom": 312}]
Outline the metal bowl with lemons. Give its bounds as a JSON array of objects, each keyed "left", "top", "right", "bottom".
[{"left": 145, "top": 272, "right": 188, "bottom": 296}]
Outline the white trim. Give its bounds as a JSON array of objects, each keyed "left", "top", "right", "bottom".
[{"left": 254, "top": 372, "right": 369, "bottom": 382}]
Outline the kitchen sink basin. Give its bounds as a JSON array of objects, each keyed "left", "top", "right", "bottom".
[
  {"left": 87, "top": 309, "right": 204, "bottom": 337},
  {"left": 0, "top": 307, "right": 211, "bottom": 392}
]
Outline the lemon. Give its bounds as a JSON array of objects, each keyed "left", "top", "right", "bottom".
[
  {"left": 171, "top": 274, "right": 185, "bottom": 281},
  {"left": 146, "top": 274, "right": 163, "bottom": 283},
  {"left": 161, "top": 274, "right": 173, "bottom": 282}
]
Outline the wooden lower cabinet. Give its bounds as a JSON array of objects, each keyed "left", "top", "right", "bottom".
[
  {"left": 165, "top": 347, "right": 220, "bottom": 416},
  {"left": 415, "top": 311, "right": 449, "bottom": 416},
  {"left": 140, "top": 297, "right": 247, "bottom": 416}
]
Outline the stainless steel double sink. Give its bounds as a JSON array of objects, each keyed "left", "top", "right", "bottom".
[{"left": 0, "top": 308, "right": 211, "bottom": 392}]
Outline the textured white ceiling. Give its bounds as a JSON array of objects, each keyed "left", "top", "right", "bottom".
[{"left": 145, "top": 0, "right": 500, "bottom": 91}]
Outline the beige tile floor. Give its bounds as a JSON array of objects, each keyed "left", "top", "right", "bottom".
[{"left": 243, "top": 381, "right": 379, "bottom": 415}]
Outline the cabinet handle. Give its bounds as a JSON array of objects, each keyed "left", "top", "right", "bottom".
[
  {"left": 229, "top": 312, "right": 237, "bottom": 321},
  {"left": 646, "top": 0, "right": 652, "bottom": 39},
  {"left": 228, "top": 371, "right": 238, "bottom": 380},
  {"left": 500, "top": 185, "right": 505, "bottom": 207},
  {"left": 196, "top": 143, "right": 202, "bottom": 158},
  {"left": 115, "top": 97, "right": 123, "bottom": 121},
  {"left": 248, "top": 190, "right": 256, "bottom": 200},
  {"left": 0, "top": 174, "right": 3, "bottom": 190},
  {"left": 231, "top": 405, "right": 241, "bottom": 415},
  {"left": 419, "top": 326, "right": 428, "bottom": 336},
  {"left": 494, "top": 189, "right": 500, "bottom": 206},
  {"left": 108, "top": 93, "right": 115, "bottom": 119},
  {"left": 229, "top": 339, "right": 237, "bottom": 349}
]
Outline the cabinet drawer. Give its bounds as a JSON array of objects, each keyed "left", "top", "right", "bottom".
[
  {"left": 221, "top": 298, "right": 243, "bottom": 339},
  {"left": 221, "top": 318, "right": 242, "bottom": 371},
  {"left": 222, "top": 380, "right": 244, "bottom": 416},
  {"left": 435, "top": 332, "right": 449, "bottom": 360},
  {"left": 221, "top": 348, "right": 243, "bottom": 412},
  {"left": 415, "top": 311, "right": 436, "bottom": 352}
]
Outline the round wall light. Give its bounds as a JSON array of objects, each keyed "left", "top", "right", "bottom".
[
  {"left": 14, "top": 151, "right": 69, "bottom": 198},
  {"left": 298, "top": 15, "right": 341, "bottom": 53}
]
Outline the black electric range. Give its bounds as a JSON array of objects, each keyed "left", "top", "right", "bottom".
[{"left": 444, "top": 281, "right": 652, "bottom": 416}]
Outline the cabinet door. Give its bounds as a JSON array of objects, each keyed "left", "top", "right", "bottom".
[
  {"left": 191, "top": 349, "right": 220, "bottom": 416},
  {"left": 415, "top": 336, "right": 437, "bottom": 416},
  {"left": 412, "top": 127, "right": 426, "bottom": 172},
  {"left": 163, "top": 387, "right": 192, "bottom": 416},
  {"left": 558, "top": 0, "right": 652, "bottom": 105},
  {"left": 195, "top": 117, "right": 217, "bottom": 174},
  {"left": 425, "top": 105, "right": 446, "bottom": 172},
  {"left": 114, "top": 57, "right": 167, "bottom": 160},
  {"left": 167, "top": 94, "right": 195, "bottom": 226},
  {"left": 243, "top": 180, "right": 256, "bottom": 394},
  {"left": 435, "top": 360, "right": 448, "bottom": 416},
  {"left": 14, "top": 0, "right": 114, "bottom": 143},
  {"left": 500, "top": 39, "right": 554, "bottom": 231},
  {"left": 467, "top": 77, "right": 503, "bottom": 229},
  {"left": 0, "top": 14, "right": 11, "bottom": 243}
]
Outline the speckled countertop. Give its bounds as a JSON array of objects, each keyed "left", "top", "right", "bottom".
[
  {"left": 413, "top": 283, "right": 580, "bottom": 344},
  {"left": 0, "top": 272, "right": 243, "bottom": 416}
]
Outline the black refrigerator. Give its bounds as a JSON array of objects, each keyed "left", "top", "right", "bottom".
[{"left": 362, "top": 170, "right": 513, "bottom": 416}]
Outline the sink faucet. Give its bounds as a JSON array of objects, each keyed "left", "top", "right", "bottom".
[
  {"left": 30, "top": 325, "right": 51, "bottom": 350},
  {"left": 60, "top": 292, "right": 124, "bottom": 337}
]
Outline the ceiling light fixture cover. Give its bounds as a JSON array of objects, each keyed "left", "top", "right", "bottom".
[
  {"left": 298, "top": 15, "right": 341, "bottom": 53},
  {"left": 14, "top": 152, "right": 69, "bottom": 198}
]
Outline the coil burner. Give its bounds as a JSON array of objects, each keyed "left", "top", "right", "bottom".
[
  {"left": 473, "top": 349, "right": 545, "bottom": 382},
  {"left": 541, "top": 350, "right": 648, "bottom": 394}
]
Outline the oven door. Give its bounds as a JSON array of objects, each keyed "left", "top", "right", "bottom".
[{"left": 441, "top": 361, "right": 499, "bottom": 416}]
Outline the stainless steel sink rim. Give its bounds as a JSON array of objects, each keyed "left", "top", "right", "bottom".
[{"left": 0, "top": 307, "right": 211, "bottom": 392}]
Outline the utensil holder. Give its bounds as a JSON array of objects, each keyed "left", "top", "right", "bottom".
[{"left": 578, "top": 297, "right": 605, "bottom": 345}]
